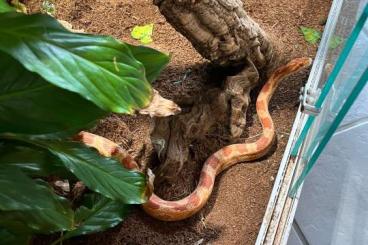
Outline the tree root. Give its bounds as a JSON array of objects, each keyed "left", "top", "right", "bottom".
[
  {"left": 225, "top": 58, "right": 259, "bottom": 138},
  {"left": 151, "top": 59, "right": 259, "bottom": 182},
  {"left": 151, "top": 88, "right": 228, "bottom": 183}
]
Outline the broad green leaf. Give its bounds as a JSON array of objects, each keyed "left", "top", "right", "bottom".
[
  {"left": 0, "top": 166, "right": 72, "bottom": 212},
  {"left": 0, "top": 184, "right": 75, "bottom": 235},
  {"left": 0, "top": 0, "right": 15, "bottom": 13},
  {"left": 0, "top": 228, "right": 31, "bottom": 245},
  {"left": 0, "top": 141, "right": 71, "bottom": 178},
  {"left": 44, "top": 140, "right": 147, "bottom": 204},
  {"left": 62, "top": 193, "right": 129, "bottom": 240},
  {"left": 0, "top": 209, "right": 72, "bottom": 234},
  {"left": 0, "top": 215, "right": 31, "bottom": 236},
  {"left": 329, "top": 35, "right": 344, "bottom": 49},
  {"left": 0, "top": 53, "right": 107, "bottom": 135},
  {"left": 3, "top": 136, "right": 148, "bottom": 204},
  {"left": 0, "top": 12, "right": 153, "bottom": 114},
  {"left": 131, "top": 24, "right": 154, "bottom": 44},
  {"left": 300, "top": 26, "right": 321, "bottom": 44},
  {"left": 0, "top": 135, "right": 148, "bottom": 204},
  {"left": 0, "top": 167, "right": 74, "bottom": 232},
  {"left": 127, "top": 44, "right": 170, "bottom": 83}
]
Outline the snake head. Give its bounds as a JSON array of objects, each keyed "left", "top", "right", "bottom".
[{"left": 288, "top": 57, "right": 313, "bottom": 72}]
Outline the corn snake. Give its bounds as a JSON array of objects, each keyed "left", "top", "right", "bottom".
[{"left": 76, "top": 57, "right": 312, "bottom": 221}]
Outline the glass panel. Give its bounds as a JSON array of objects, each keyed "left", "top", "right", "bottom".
[
  {"left": 291, "top": 0, "right": 368, "bottom": 156},
  {"left": 289, "top": 3, "right": 368, "bottom": 196},
  {"left": 318, "top": 0, "right": 364, "bottom": 89}
]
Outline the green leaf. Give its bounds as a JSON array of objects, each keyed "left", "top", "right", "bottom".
[
  {"left": 62, "top": 193, "right": 129, "bottom": 240},
  {"left": 44, "top": 140, "right": 147, "bottom": 204},
  {"left": 0, "top": 215, "right": 31, "bottom": 236},
  {"left": 0, "top": 210, "right": 67, "bottom": 234},
  {"left": 0, "top": 0, "right": 16, "bottom": 13},
  {"left": 0, "top": 208, "right": 73, "bottom": 234},
  {"left": 0, "top": 229, "right": 31, "bottom": 245},
  {"left": 127, "top": 44, "right": 170, "bottom": 83},
  {"left": 0, "top": 166, "right": 71, "bottom": 212},
  {"left": 299, "top": 26, "right": 321, "bottom": 44},
  {"left": 0, "top": 166, "right": 74, "bottom": 233},
  {"left": 0, "top": 141, "right": 71, "bottom": 178},
  {"left": 0, "top": 53, "right": 107, "bottom": 135},
  {"left": 329, "top": 35, "right": 344, "bottom": 49},
  {"left": 0, "top": 12, "right": 153, "bottom": 114},
  {"left": 131, "top": 24, "right": 154, "bottom": 44},
  {"left": 0, "top": 134, "right": 148, "bottom": 204}
]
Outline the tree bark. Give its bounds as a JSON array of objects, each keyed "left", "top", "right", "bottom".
[
  {"left": 151, "top": 0, "right": 277, "bottom": 182},
  {"left": 154, "top": 0, "right": 274, "bottom": 69}
]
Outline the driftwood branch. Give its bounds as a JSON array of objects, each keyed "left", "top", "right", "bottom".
[
  {"left": 150, "top": 0, "right": 278, "bottom": 182},
  {"left": 153, "top": 0, "right": 274, "bottom": 68}
]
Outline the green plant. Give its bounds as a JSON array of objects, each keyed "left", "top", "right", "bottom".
[
  {"left": 0, "top": 0, "right": 15, "bottom": 12},
  {"left": 131, "top": 23, "right": 154, "bottom": 44},
  {"left": 299, "top": 26, "right": 321, "bottom": 44},
  {"left": 0, "top": 5, "right": 169, "bottom": 244}
]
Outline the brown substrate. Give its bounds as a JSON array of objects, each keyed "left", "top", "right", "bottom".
[{"left": 28, "top": 0, "right": 331, "bottom": 244}]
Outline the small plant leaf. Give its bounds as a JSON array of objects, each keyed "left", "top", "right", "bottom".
[
  {"left": 300, "top": 26, "right": 321, "bottom": 44},
  {"left": 0, "top": 53, "right": 107, "bottom": 135},
  {"left": 140, "top": 35, "right": 153, "bottom": 44},
  {"left": 62, "top": 193, "right": 129, "bottom": 240},
  {"left": 131, "top": 24, "right": 154, "bottom": 44}
]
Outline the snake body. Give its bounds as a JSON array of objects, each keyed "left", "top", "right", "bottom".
[{"left": 76, "top": 57, "right": 312, "bottom": 221}]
